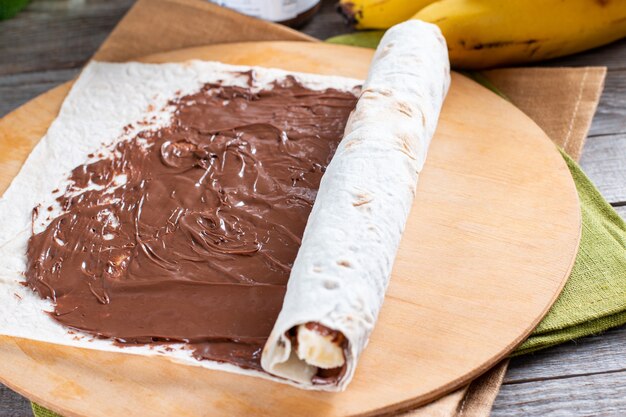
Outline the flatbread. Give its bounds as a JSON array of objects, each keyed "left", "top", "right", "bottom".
[{"left": 261, "top": 20, "right": 450, "bottom": 390}]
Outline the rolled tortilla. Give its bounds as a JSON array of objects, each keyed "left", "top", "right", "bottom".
[{"left": 261, "top": 20, "right": 451, "bottom": 391}]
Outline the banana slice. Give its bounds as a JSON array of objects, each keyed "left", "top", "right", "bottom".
[{"left": 296, "top": 323, "right": 346, "bottom": 369}]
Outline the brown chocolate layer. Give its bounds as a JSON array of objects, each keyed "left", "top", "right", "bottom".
[{"left": 25, "top": 75, "right": 357, "bottom": 372}]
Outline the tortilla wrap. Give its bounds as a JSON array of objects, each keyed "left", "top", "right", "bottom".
[{"left": 261, "top": 20, "right": 450, "bottom": 390}]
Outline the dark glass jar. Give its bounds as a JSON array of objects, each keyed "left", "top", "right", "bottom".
[
  {"left": 209, "top": 1, "right": 321, "bottom": 28},
  {"left": 279, "top": 1, "right": 321, "bottom": 28}
]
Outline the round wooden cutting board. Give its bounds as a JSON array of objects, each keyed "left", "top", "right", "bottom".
[{"left": 0, "top": 42, "right": 580, "bottom": 417}]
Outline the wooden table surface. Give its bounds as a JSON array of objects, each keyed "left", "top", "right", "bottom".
[{"left": 0, "top": 1, "right": 625, "bottom": 416}]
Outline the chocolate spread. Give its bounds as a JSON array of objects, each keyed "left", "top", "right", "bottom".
[{"left": 25, "top": 75, "right": 358, "bottom": 373}]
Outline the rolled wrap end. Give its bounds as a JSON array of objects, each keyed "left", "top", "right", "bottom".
[{"left": 296, "top": 323, "right": 346, "bottom": 369}]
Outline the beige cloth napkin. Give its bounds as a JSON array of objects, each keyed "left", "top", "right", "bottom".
[
  {"left": 90, "top": 0, "right": 607, "bottom": 414},
  {"left": 484, "top": 67, "right": 606, "bottom": 161}
]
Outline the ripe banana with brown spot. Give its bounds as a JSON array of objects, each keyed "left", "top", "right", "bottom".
[
  {"left": 414, "top": 0, "right": 626, "bottom": 69},
  {"left": 338, "top": 0, "right": 437, "bottom": 29}
]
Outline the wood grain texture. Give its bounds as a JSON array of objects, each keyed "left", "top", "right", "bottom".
[
  {"left": 587, "top": 70, "right": 626, "bottom": 138},
  {"left": 0, "top": 0, "right": 348, "bottom": 118},
  {"left": 295, "top": 0, "right": 354, "bottom": 40},
  {"left": 0, "top": 69, "right": 79, "bottom": 118},
  {"left": 505, "top": 326, "right": 626, "bottom": 384},
  {"left": 580, "top": 134, "right": 626, "bottom": 204},
  {"left": 0, "top": 42, "right": 580, "bottom": 417},
  {"left": 0, "top": 385, "right": 31, "bottom": 417},
  {"left": 1, "top": 0, "right": 626, "bottom": 415},
  {"left": 493, "top": 370, "right": 626, "bottom": 417},
  {"left": 0, "top": 0, "right": 134, "bottom": 76},
  {"left": 545, "top": 38, "right": 626, "bottom": 71}
]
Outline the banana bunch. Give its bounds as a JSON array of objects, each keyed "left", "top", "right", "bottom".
[
  {"left": 416, "top": 0, "right": 626, "bottom": 68},
  {"left": 337, "top": 0, "right": 626, "bottom": 69},
  {"left": 338, "top": 0, "right": 437, "bottom": 29}
]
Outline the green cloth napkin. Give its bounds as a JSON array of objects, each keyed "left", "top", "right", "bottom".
[
  {"left": 31, "top": 403, "right": 59, "bottom": 417},
  {"left": 328, "top": 31, "right": 386, "bottom": 49},
  {"left": 0, "top": 0, "right": 30, "bottom": 20},
  {"left": 29, "top": 40, "right": 626, "bottom": 417}
]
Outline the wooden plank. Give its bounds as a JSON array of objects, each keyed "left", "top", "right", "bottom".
[
  {"left": 0, "top": 384, "right": 31, "bottom": 417},
  {"left": 0, "top": 69, "right": 78, "bottom": 118},
  {"left": 544, "top": 38, "right": 626, "bottom": 70},
  {"left": 0, "top": 0, "right": 349, "bottom": 119},
  {"left": 0, "top": 0, "right": 133, "bottom": 76},
  {"left": 505, "top": 326, "right": 626, "bottom": 383},
  {"left": 580, "top": 133, "right": 626, "bottom": 204},
  {"left": 0, "top": 0, "right": 347, "bottom": 78},
  {"left": 588, "top": 69, "right": 626, "bottom": 138},
  {"left": 300, "top": 0, "right": 353, "bottom": 40},
  {"left": 492, "top": 369, "right": 626, "bottom": 417}
]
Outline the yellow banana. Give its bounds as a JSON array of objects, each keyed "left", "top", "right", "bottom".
[
  {"left": 414, "top": 0, "right": 626, "bottom": 69},
  {"left": 339, "top": 0, "right": 437, "bottom": 29}
]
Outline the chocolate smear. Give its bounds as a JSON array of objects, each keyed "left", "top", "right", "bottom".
[{"left": 25, "top": 76, "right": 357, "bottom": 372}]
